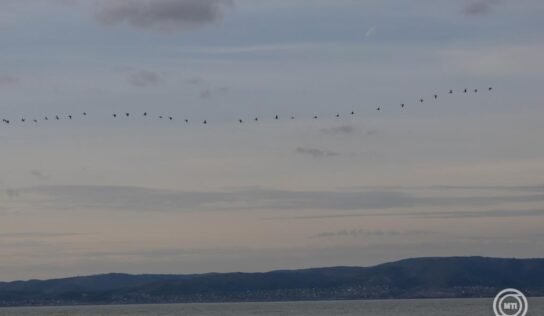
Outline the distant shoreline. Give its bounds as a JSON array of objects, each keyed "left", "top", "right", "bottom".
[{"left": 1, "top": 256, "right": 543, "bottom": 308}]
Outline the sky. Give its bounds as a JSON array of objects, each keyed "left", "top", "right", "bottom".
[{"left": 1, "top": 0, "right": 544, "bottom": 281}]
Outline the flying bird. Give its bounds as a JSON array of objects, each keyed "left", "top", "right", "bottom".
[
  {"left": 239, "top": 119, "right": 243, "bottom": 123},
  {"left": 464, "top": 89, "right": 468, "bottom": 93},
  {"left": 313, "top": 116, "right": 318, "bottom": 119},
  {"left": 474, "top": 89, "right": 478, "bottom": 93},
  {"left": 275, "top": 115, "right": 279, "bottom": 120},
  {"left": 203, "top": 120, "right": 207, "bottom": 124},
  {"left": 113, "top": 114, "right": 117, "bottom": 118},
  {"left": 185, "top": 119, "right": 189, "bottom": 123},
  {"left": 401, "top": 104, "right": 405, "bottom": 108},
  {"left": 126, "top": 113, "right": 130, "bottom": 117},
  {"left": 351, "top": 111, "right": 355, "bottom": 115},
  {"left": 434, "top": 94, "right": 438, "bottom": 99},
  {"left": 143, "top": 112, "right": 147, "bottom": 117},
  {"left": 56, "top": 116, "right": 60, "bottom": 120},
  {"left": 376, "top": 107, "right": 381, "bottom": 111},
  {"left": 420, "top": 99, "right": 424, "bottom": 103},
  {"left": 169, "top": 117, "right": 173, "bottom": 121},
  {"left": 336, "top": 114, "right": 340, "bottom": 118},
  {"left": 83, "top": 112, "right": 87, "bottom": 116},
  {"left": 489, "top": 87, "right": 493, "bottom": 91},
  {"left": 68, "top": 115, "right": 72, "bottom": 120},
  {"left": 449, "top": 90, "right": 453, "bottom": 94}
]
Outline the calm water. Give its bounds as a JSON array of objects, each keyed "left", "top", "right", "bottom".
[{"left": 0, "top": 298, "right": 543, "bottom": 316}]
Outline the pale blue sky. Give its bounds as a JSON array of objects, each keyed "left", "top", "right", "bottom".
[{"left": 1, "top": 0, "right": 544, "bottom": 281}]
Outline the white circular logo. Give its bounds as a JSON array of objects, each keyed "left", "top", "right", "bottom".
[{"left": 493, "top": 289, "right": 528, "bottom": 316}]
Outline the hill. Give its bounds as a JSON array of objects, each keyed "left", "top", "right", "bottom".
[{"left": 1, "top": 257, "right": 543, "bottom": 307}]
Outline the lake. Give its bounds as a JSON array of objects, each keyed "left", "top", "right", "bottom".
[{"left": 0, "top": 298, "right": 542, "bottom": 316}]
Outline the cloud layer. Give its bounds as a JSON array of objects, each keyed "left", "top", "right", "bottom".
[{"left": 95, "top": 0, "right": 234, "bottom": 32}]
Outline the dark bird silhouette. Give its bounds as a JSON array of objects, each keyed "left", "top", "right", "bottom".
[
  {"left": 169, "top": 117, "right": 173, "bottom": 121},
  {"left": 83, "top": 112, "right": 87, "bottom": 116},
  {"left": 159, "top": 116, "right": 163, "bottom": 119},
  {"left": 313, "top": 116, "right": 318, "bottom": 119},
  {"left": 33, "top": 119, "right": 38, "bottom": 123},
  {"left": 113, "top": 114, "right": 117, "bottom": 118},
  {"left": 336, "top": 114, "right": 340, "bottom": 118},
  {"left": 44, "top": 117, "right": 48, "bottom": 121},
  {"left": 143, "top": 112, "right": 147, "bottom": 117},
  {"left": 449, "top": 90, "right": 453, "bottom": 94},
  {"left": 401, "top": 104, "right": 405, "bottom": 108},
  {"left": 185, "top": 119, "right": 189, "bottom": 123},
  {"left": 420, "top": 99, "right": 424, "bottom": 103},
  {"left": 275, "top": 115, "right": 279, "bottom": 120},
  {"left": 376, "top": 107, "right": 381, "bottom": 111},
  {"left": 239, "top": 119, "right": 243, "bottom": 123},
  {"left": 291, "top": 116, "right": 295, "bottom": 120},
  {"left": 474, "top": 89, "right": 478, "bottom": 93},
  {"left": 126, "top": 113, "right": 130, "bottom": 117},
  {"left": 464, "top": 89, "right": 468, "bottom": 93},
  {"left": 21, "top": 118, "right": 26, "bottom": 122},
  {"left": 203, "top": 120, "right": 207, "bottom": 124},
  {"left": 56, "top": 116, "right": 60, "bottom": 120},
  {"left": 434, "top": 94, "right": 438, "bottom": 99},
  {"left": 489, "top": 87, "right": 493, "bottom": 91},
  {"left": 254, "top": 117, "right": 258, "bottom": 121},
  {"left": 351, "top": 111, "right": 355, "bottom": 115},
  {"left": 68, "top": 115, "right": 72, "bottom": 119}
]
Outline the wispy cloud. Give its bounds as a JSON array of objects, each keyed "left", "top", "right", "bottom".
[
  {"left": 320, "top": 124, "right": 355, "bottom": 135},
  {"left": 295, "top": 147, "right": 340, "bottom": 158},
  {"left": 0, "top": 75, "right": 19, "bottom": 88},
  {"left": 364, "top": 25, "right": 376, "bottom": 40},
  {"left": 95, "top": 0, "right": 234, "bottom": 32},
  {"left": 0, "top": 232, "right": 91, "bottom": 239},
  {"left": 30, "top": 170, "right": 50, "bottom": 181},
  {"left": 126, "top": 70, "right": 163, "bottom": 87},
  {"left": 6, "top": 185, "right": 544, "bottom": 215},
  {"left": 312, "top": 229, "right": 436, "bottom": 239}
]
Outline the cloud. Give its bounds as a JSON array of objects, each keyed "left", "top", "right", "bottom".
[
  {"left": 0, "top": 232, "right": 91, "bottom": 239},
  {"left": 4, "top": 188, "right": 20, "bottom": 198},
  {"left": 364, "top": 26, "right": 376, "bottom": 40},
  {"left": 320, "top": 124, "right": 355, "bottom": 135},
  {"left": 463, "top": 0, "right": 500, "bottom": 15},
  {"left": 295, "top": 147, "right": 340, "bottom": 158},
  {"left": 30, "top": 170, "right": 50, "bottom": 181},
  {"left": 199, "top": 86, "right": 228, "bottom": 99},
  {"left": 95, "top": 0, "right": 234, "bottom": 32},
  {"left": 6, "top": 185, "right": 544, "bottom": 215},
  {"left": 0, "top": 75, "right": 18, "bottom": 88},
  {"left": 312, "top": 229, "right": 436, "bottom": 239},
  {"left": 127, "top": 70, "right": 163, "bottom": 87},
  {"left": 200, "top": 88, "right": 212, "bottom": 99}
]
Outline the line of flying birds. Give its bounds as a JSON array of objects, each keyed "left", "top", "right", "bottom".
[{"left": 1, "top": 87, "right": 493, "bottom": 126}]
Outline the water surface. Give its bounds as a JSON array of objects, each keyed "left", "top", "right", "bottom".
[{"left": 1, "top": 298, "right": 543, "bottom": 316}]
